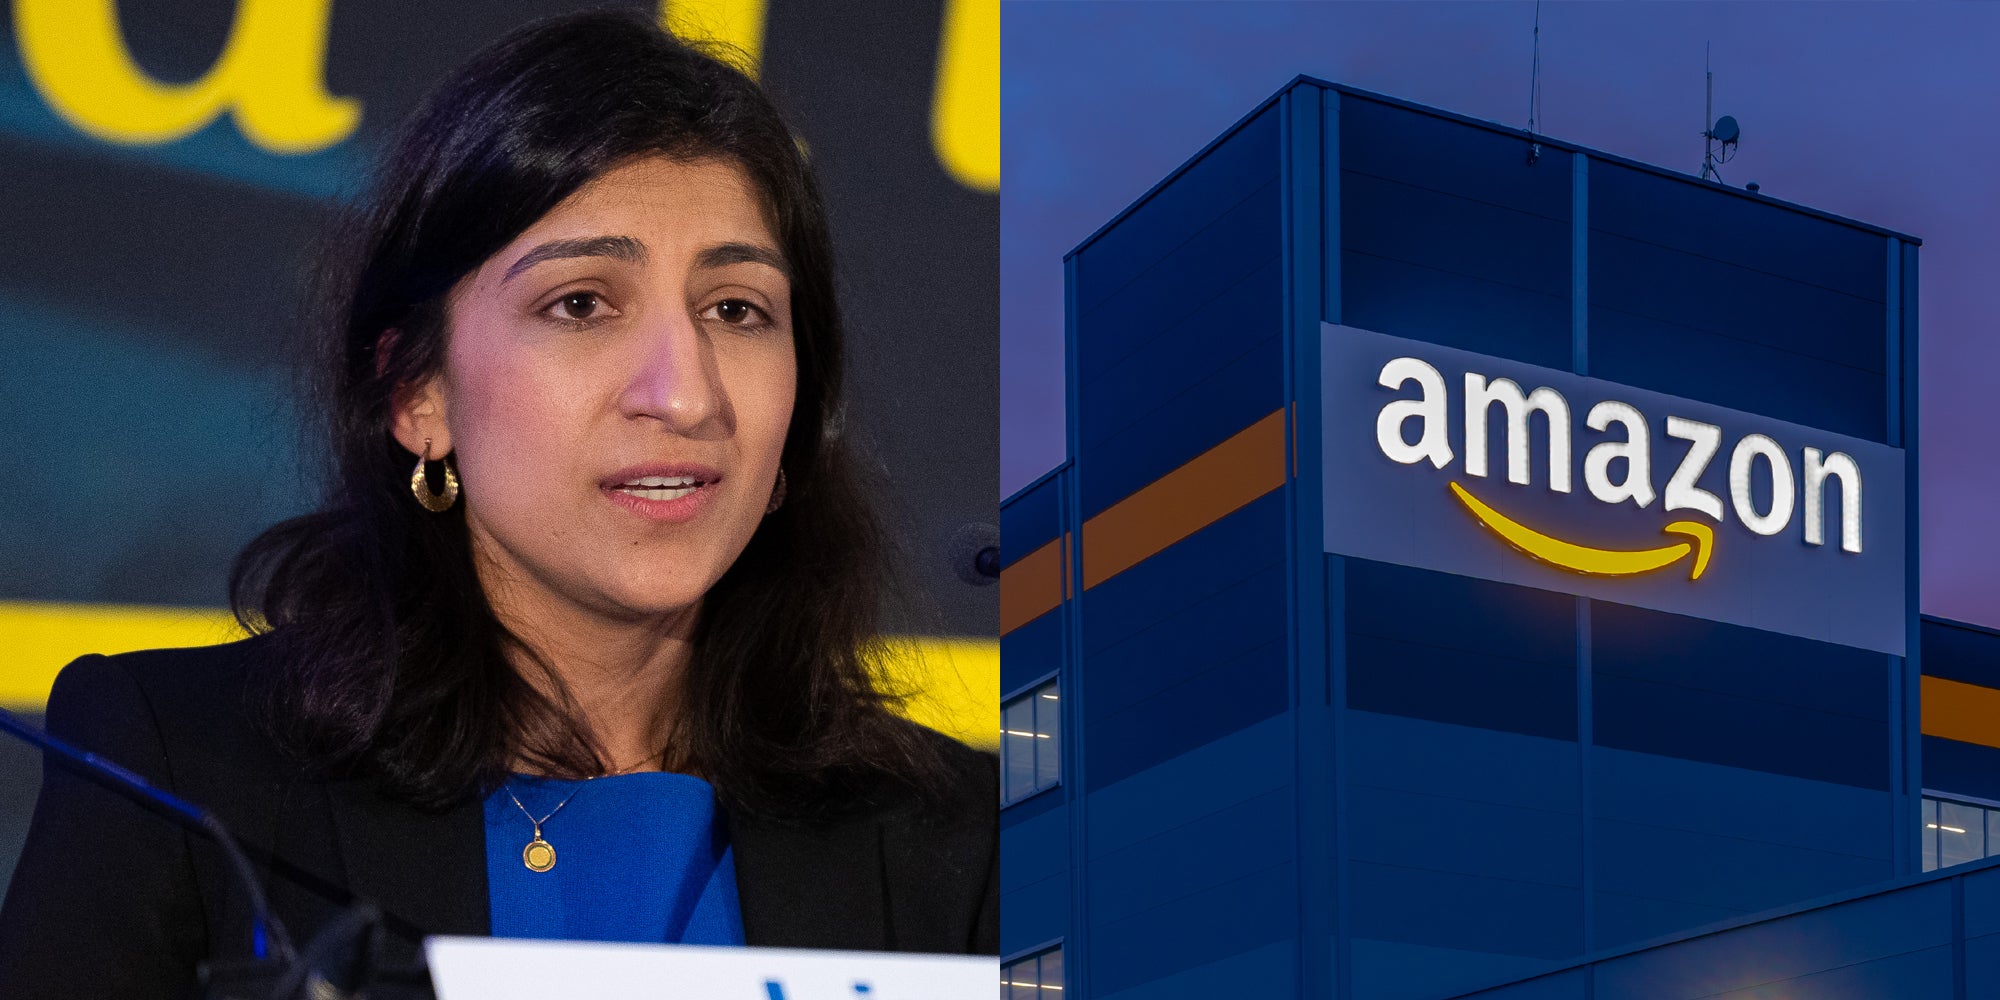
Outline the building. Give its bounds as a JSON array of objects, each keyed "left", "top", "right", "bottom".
[{"left": 1000, "top": 77, "right": 2000, "bottom": 999}]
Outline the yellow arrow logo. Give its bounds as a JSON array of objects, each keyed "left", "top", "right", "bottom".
[{"left": 1448, "top": 481, "right": 1713, "bottom": 580}]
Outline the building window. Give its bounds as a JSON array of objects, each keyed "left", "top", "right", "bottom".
[
  {"left": 1003, "top": 944, "right": 1063, "bottom": 998},
  {"left": 1922, "top": 793, "right": 2000, "bottom": 871},
  {"left": 1002, "top": 678, "right": 1060, "bottom": 805}
]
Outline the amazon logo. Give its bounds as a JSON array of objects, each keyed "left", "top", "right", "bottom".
[{"left": 1373, "top": 356, "right": 1865, "bottom": 581}]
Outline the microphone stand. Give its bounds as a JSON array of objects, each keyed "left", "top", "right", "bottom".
[{"left": 0, "top": 707, "right": 433, "bottom": 999}]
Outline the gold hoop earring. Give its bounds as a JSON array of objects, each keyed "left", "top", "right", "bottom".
[
  {"left": 765, "top": 468, "right": 787, "bottom": 515},
  {"left": 411, "top": 438, "right": 460, "bottom": 513}
]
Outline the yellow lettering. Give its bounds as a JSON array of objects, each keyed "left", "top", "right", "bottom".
[
  {"left": 13, "top": 0, "right": 358, "bottom": 154},
  {"left": 932, "top": 0, "right": 997, "bottom": 193},
  {"left": 661, "top": 0, "right": 767, "bottom": 78}
]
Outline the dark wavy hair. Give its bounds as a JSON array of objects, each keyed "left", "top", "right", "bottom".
[{"left": 231, "top": 10, "right": 946, "bottom": 818}]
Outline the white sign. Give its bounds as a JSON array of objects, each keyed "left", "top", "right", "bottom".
[
  {"left": 425, "top": 936, "right": 998, "bottom": 1000},
  {"left": 1322, "top": 324, "right": 1908, "bottom": 655}
]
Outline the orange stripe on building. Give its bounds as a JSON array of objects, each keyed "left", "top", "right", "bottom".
[
  {"left": 1080, "top": 408, "right": 1288, "bottom": 590},
  {"left": 1921, "top": 675, "right": 2000, "bottom": 750},
  {"left": 1000, "top": 535, "right": 1068, "bottom": 636}
]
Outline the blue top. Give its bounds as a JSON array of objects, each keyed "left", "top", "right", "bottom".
[{"left": 483, "top": 772, "right": 745, "bottom": 944}]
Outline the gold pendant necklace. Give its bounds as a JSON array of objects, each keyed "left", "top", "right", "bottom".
[
  {"left": 523, "top": 832, "right": 556, "bottom": 872},
  {"left": 504, "top": 750, "right": 667, "bottom": 872},
  {"left": 505, "top": 782, "right": 588, "bottom": 873}
]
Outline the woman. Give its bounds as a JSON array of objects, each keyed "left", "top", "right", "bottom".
[{"left": 0, "top": 10, "right": 995, "bottom": 997}]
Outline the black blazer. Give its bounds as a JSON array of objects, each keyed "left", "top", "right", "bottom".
[{"left": 0, "top": 639, "right": 998, "bottom": 999}]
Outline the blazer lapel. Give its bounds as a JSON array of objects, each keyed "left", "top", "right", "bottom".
[
  {"left": 731, "top": 809, "right": 887, "bottom": 950},
  {"left": 323, "top": 776, "right": 489, "bottom": 946}
]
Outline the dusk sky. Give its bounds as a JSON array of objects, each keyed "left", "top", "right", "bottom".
[{"left": 1001, "top": 0, "right": 2000, "bottom": 629}]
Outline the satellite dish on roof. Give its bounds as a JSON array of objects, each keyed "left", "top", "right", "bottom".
[
  {"left": 1702, "top": 112, "right": 1741, "bottom": 182},
  {"left": 1698, "top": 47, "right": 1740, "bottom": 183},
  {"left": 1709, "top": 115, "right": 1740, "bottom": 145}
]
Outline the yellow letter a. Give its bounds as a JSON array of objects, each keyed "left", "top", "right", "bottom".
[
  {"left": 933, "top": 0, "right": 997, "bottom": 193},
  {"left": 14, "top": 0, "right": 359, "bottom": 155}
]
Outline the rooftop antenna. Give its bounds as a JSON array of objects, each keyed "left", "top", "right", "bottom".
[
  {"left": 1700, "top": 43, "right": 1740, "bottom": 182},
  {"left": 1525, "top": 0, "right": 1543, "bottom": 164}
]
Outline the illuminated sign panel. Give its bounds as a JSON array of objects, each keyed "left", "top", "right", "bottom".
[{"left": 1321, "top": 324, "right": 1906, "bottom": 655}]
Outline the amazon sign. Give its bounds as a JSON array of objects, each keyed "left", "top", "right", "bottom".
[{"left": 1321, "top": 324, "right": 1907, "bottom": 655}]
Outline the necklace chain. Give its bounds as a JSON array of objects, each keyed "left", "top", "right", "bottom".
[{"left": 505, "top": 782, "right": 585, "bottom": 832}]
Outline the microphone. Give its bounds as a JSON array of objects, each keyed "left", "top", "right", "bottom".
[
  {"left": 949, "top": 522, "right": 1000, "bottom": 586},
  {"left": 204, "top": 902, "right": 389, "bottom": 1000},
  {"left": 0, "top": 707, "right": 295, "bottom": 964},
  {"left": 0, "top": 707, "right": 427, "bottom": 999}
]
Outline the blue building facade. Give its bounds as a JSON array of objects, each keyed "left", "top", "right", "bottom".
[{"left": 1001, "top": 78, "right": 2000, "bottom": 999}]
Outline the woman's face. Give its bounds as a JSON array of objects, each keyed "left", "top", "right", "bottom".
[{"left": 393, "top": 155, "right": 796, "bottom": 624}]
